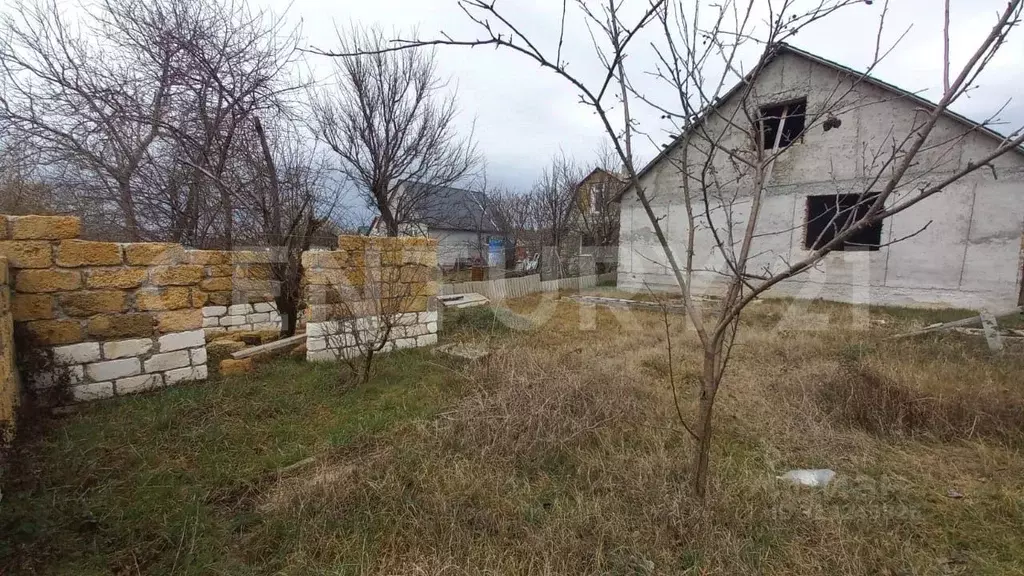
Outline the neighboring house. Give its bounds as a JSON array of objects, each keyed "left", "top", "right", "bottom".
[
  {"left": 616, "top": 43, "right": 1024, "bottom": 310},
  {"left": 369, "top": 181, "right": 500, "bottom": 268},
  {"left": 573, "top": 167, "right": 625, "bottom": 273}
]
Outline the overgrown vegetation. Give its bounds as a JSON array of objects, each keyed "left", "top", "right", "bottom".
[{"left": 2, "top": 297, "right": 1024, "bottom": 574}]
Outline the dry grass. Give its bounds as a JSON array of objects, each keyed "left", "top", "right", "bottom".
[{"left": 3, "top": 293, "right": 1024, "bottom": 574}]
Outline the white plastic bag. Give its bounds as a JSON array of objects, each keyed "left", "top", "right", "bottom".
[{"left": 776, "top": 469, "right": 836, "bottom": 487}]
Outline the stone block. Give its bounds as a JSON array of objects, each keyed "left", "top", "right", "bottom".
[
  {"left": 86, "top": 358, "right": 141, "bottom": 381},
  {"left": 155, "top": 309, "right": 202, "bottom": 332},
  {"left": 59, "top": 290, "right": 127, "bottom": 316},
  {"left": 0, "top": 216, "right": 6, "bottom": 240},
  {"left": 124, "top": 243, "right": 184, "bottom": 265},
  {"left": 199, "top": 276, "right": 234, "bottom": 292},
  {"left": 219, "top": 358, "right": 253, "bottom": 375},
  {"left": 151, "top": 265, "right": 203, "bottom": 286},
  {"left": 427, "top": 321, "right": 437, "bottom": 333},
  {"left": 164, "top": 364, "right": 208, "bottom": 384},
  {"left": 52, "top": 342, "right": 101, "bottom": 365},
  {"left": 203, "top": 317, "right": 218, "bottom": 328},
  {"left": 87, "top": 267, "right": 147, "bottom": 289},
  {"left": 205, "top": 264, "right": 234, "bottom": 278},
  {"left": 220, "top": 315, "right": 246, "bottom": 327},
  {"left": 190, "top": 347, "right": 207, "bottom": 365},
  {"left": 307, "top": 337, "right": 327, "bottom": 351},
  {"left": 205, "top": 292, "right": 232, "bottom": 306},
  {"left": 0, "top": 240, "right": 53, "bottom": 268},
  {"left": 191, "top": 290, "right": 209, "bottom": 307},
  {"left": 144, "top": 350, "right": 191, "bottom": 372},
  {"left": 25, "top": 319, "right": 83, "bottom": 345},
  {"left": 31, "top": 365, "right": 85, "bottom": 389},
  {"left": 230, "top": 251, "right": 270, "bottom": 264},
  {"left": 418, "top": 311, "right": 439, "bottom": 324},
  {"left": 393, "top": 336, "right": 418, "bottom": 350},
  {"left": 15, "top": 269, "right": 81, "bottom": 293},
  {"left": 11, "top": 293, "right": 54, "bottom": 321},
  {"left": 136, "top": 287, "right": 192, "bottom": 311},
  {"left": 116, "top": 374, "right": 164, "bottom": 395},
  {"left": 9, "top": 215, "right": 80, "bottom": 240},
  {"left": 103, "top": 338, "right": 154, "bottom": 359},
  {"left": 202, "top": 305, "right": 227, "bottom": 317},
  {"left": 253, "top": 302, "right": 276, "bottom": 313},
  {"left": 203, "top": 327, "right": 226, "bottom": 338},
  {"left": 208, "top": 339, "right": 246, "bottom": 354},
  {"left": 248, "top": 313, "right": 270, "bottom": 323},
  {"left": 307, "top": 349, "right": 341, "bottom": 362},
  {"left": 251, "top": 322, "right": 279, "bottom": 331},
  {"left": 227, "top": 303, "right": 252, "bottom": 315},
  {"left": 158, "top": 329, "right": 205, "bottom": 352},
  {"left": 56, "top": 240, "right": 122, "bottom": 267},
  {"left": 72, "top": 381, "right": 114, "bottom": 402},
  {"left": 87, "top": 313, "right": 155, "bottom": 339},
  {"left": 187, "top": 250, "right": 230, "bottom": 265}
]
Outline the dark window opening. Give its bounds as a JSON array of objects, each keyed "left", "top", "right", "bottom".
[
  {"left": 804, "top": 194, "right": 883, "bottom": 251},
  {"left": 758, "top": 99, "right": 806, "bottom": 149}
]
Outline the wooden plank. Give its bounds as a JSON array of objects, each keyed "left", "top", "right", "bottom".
[
  {"left": 979, "top": 309, "right": 1004, "bottom": 353},
  {"left": 231, "top": 333, "right": 307, "bottom": 359}
]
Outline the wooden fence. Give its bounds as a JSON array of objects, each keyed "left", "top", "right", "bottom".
[{"left": 442, "top": 273, "right": 602, "bottom": 301}]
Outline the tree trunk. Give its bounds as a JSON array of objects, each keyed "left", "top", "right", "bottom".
[{"left": 690, "top": 349, "right": 720, "bottom": 500}]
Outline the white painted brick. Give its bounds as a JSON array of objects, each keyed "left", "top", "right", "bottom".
[
  {"left": 72, "top": 381, "right": 114, "bottom": 402},
  {"left": 86, "top": 358, "right": 141, "bottom": 381},
  {"left": 393, "top": 337, "right": 418, "bottom": 350},
  {"left": 52, "top": 343, "right": 101, "bottom": 365},
  {"left": 427, "top": 322, "right": 437, "bottom": 333},
  {"left": 190, "top": 347, "right": 208, "bottom": 365},
  {"left": 32, "top": 365, "right": 85, "bottom": 389},
  {"left": 158, "top": 329, "right": 205, "bottom": 352},
  {"left": 203, "top": 316, "right": 219, "bottom": 328},
  {"left": 144, "top": 350, "right": 191, "bottom": 373},
  {"left": 202, "top": 305, "right": 228, "bottom": 317},
  {"left": 116, "top": 374, "right": 164, "bottom": 395},
  {"left": 307, "top": 337, "right": 327, "bottom": 351},
  {"left": 228, "top": 303, "right": 252, "bottom": 315},
  {"left": 165, "top": 364, "right": 208, "bottom": 385},
  {"left": 220, "top": 315, "right": 247, "bottom": 326},
  {"left": 253, "top": 302, "right": 276, "bottom": 313},
  {"left": 248, "top": 312, "right": 270, "bottom": 323},
  {"left": 417, "top": 334, "right": 438, "bottom": 347},
  {"left": 103, "top": 338, "right": 154, "bottom": 360}
]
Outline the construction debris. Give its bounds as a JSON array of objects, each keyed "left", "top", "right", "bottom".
[
  {"left": 439, "top": 293, "right": 490, "bottom": 309},
  {"left": 889, "top": 306, "right": 1023, "bottom": 343}
]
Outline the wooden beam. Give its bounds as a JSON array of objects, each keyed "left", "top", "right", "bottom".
[{"left": 231, "top": 333, "right": 307, "bottom": 359}]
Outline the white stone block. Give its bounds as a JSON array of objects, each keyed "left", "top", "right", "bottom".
[
  {"left": 307, "top": 337, "right": 327, "bottom": 351},
  {"left": 86, "top": 358, "right": 141, "bottom": 381},
  {"left": 239, "top": 324, "right": 254, "bottom": 331},
  {"left": 417, "top": 334, "right": 438, "bottom": 347},
  {"left": 253, "top": 302, "right": 276, "bottom": 313},
  {"left": 307, "top": 349, "right": 340, "bottom": 362},
  {"left": 52, "top": 342, "right": 101, "bottom": 366},
  {"left": 220, "top": 315, "right": 247, "bottom": 326},
  {"left": 164, "top": 364, "right": 208, "bottom": 385},
  {"left": 202, "top": 306, "right": 227, "bottom": 317},
  {"left": 267, "top": 312, "right": 282, "bottom": 323},
  {"left": 116, "top": 374, "right": 163, "bottom": 395},
  {"left": 103, "top": 338, "right": 154, "bottom": 360},
  {"left": 203, "top": 316, "right": 219, "bottom": 328},
  {"left": 393, "top": 337, "right": 418, "bottom": 350},
  {"left": 158, "top": 329, "right": 205, "bottom": 352},
  {"left": 72, "top": 381, "right": 114, "bottom": 402},
  {"left": 144, "top": 350, "right": 191, "bottom": 373},
  {"left": 418, "top": 311, "right": 438, "bottom": 324},
  {"left": 32, "top": 365, "right": 85, "bottom": 389},
  {"left": 228, "top": 303, "right": 252, "bottom": 315},
  {"left": 251, "top": 322, "right": 278, "bottom": 331},
  {"left": 190, "top": 347, "right": 207, "bottom": 365},
  {"left": 427, "top": 322, "right": 437, "bottom": 334},
  {"left": 248, "top": 312, "right": 270, "bottom": 323}
]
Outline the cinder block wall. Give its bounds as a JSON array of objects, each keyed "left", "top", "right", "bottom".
[
  {"left": 0, "top": 256, "right": 18, "bottom": 439},
  {"left": 304, "top": 235, "right": 440, "bottom": 361}
]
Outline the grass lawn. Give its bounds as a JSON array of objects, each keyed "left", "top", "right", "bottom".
[{"left": 2, "top": 295, "right": 1024, "bottom": 574}]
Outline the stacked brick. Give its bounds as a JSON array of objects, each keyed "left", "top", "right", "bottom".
[
  {"left": 303, "top": 235, "right": 440, "bottom": 362},
  {"left": 0, "top": 215, "right": 209, "bottom": 401},
  {"left": 195, "top": 251, "right": 281, "bottom": 335},
  {"left": 1, "top": 257, "right": 18, "bottom": 436}
]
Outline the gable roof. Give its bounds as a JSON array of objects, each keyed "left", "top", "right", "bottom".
[
  {"left": 400, "top": 181, "right": 499, "bottom": 233},
  {"left": 616, "top": 42, "right": 1023, "bottom": 200}
]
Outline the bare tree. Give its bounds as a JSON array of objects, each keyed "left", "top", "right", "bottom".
[
  {"left": 488, "top": 187, "right": 533, "bottom": 270},
  {"left": 531, "top": 154, "right": 585, "bottom": 278},
  {"left": 314, "top": 0, "right": 1024, "bottom": 499},
  {"left": 310, "top": 25, "right": 480, "bottom": 237}
]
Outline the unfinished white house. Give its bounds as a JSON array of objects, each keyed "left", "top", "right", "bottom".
[{"left": 616, "top": 44, "right": 1024, "bottom": 310}]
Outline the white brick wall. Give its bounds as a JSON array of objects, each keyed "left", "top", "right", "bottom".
[
  {"left": 202, "top": 302, "right": 282, "bottom": 336},
  {"left": 33, "top": 328, "right": 210, "bottom": 403},
  {"left": 306, "top": 311, "right": 439, "bottom": 362}
]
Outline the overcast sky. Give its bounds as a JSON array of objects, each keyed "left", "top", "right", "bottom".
[{"left": 270, "top": 0, "right": 1024, "bottom": 192}]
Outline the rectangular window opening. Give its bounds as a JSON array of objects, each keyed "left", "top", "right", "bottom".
[
  {"left": 804, "top": 194, "right": 883, "bottom": 251},
  {"left": 758, "top": 99, "right": 807, "bottom": 150}
]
